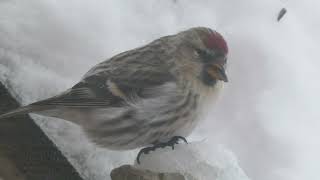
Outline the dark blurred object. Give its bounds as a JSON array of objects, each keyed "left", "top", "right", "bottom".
[
  {"left": 277, "top": 8, "right": 287, "bottom": 21},
  {"left": 111, "top": 165, "right": 186, "bottom": 180},
  {"left": 0, "top": 82, "right": 84, "bottom": 180}
]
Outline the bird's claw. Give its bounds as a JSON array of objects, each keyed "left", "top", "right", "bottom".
[
  {"left": 136, "top": 136, "right": 188, "bottom": 164},
  {"left": 169, "top": 136, "right": 188, "bottom": 145}
]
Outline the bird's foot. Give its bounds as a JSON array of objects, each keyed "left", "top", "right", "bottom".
[{"left": 136, "top": 136, "right": 188, "bottom": 164}]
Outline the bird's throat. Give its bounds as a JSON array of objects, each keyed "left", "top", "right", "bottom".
[{"left": 201, "top": 69, "right": 217, "bottom": 86}]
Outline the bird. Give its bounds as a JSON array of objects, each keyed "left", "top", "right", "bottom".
[{"left": 0, "top": 27, "right": 228, "bottom": 163}]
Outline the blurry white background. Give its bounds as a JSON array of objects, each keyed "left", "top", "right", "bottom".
[{"left": 0, "top": 0, "right": 319, "bottom": 180}]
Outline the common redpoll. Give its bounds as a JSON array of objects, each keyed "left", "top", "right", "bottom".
[{"left": 0, "top": 27, "right": 228, "bottom": 162}]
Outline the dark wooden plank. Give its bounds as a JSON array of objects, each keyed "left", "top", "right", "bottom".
[{"left": 0, "top": 82, "right": 84, "bottom": 180}]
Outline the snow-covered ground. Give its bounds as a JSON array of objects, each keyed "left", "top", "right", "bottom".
[
  {"left": 135, "top": 142, "right": 250, "bottom": 180},
  {"left": 0, "top": 0, "right": 319, "bottom": 180}
]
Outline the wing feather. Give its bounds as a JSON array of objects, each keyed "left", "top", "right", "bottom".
[{"left": 0, "top": 42, "right": 177, "bottom": 119}]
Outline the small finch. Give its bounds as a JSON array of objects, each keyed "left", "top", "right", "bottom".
[{"left": 0, "top": 27, "right": 228, "bottom": 162}]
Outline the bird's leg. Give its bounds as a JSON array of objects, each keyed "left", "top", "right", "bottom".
[{"left": 136, "top": 136, "right": 188, "bottom": 164}]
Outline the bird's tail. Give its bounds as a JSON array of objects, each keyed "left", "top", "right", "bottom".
[
  {"left": 0, "top": 89, "right": 70, "bottom": 120},
  {"left": 0, "top": 105, "right": 43, "bottom": 119}
]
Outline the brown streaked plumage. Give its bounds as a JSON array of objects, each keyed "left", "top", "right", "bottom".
[{"left": 0, "top": 27, "right": 228, "bottom": 154}]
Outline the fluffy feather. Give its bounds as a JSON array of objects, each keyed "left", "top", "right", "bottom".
[{"left": 0, "top": 27, "right": 228, "bottom": 150}]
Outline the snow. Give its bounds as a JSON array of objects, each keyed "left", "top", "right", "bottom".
[
  {"left": 135, "top": 142, "right": 250, "bottom": 180},
  {"left": 0, "top": 0, "right": 320, "bottom": 180}
]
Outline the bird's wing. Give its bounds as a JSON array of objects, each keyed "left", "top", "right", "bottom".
[
  {"left": 0, "top": 46, "right": 178, "bottom": 119},
  {"left": 32, "top": 77, "right": 173, "bottom": 109},
  {"left": 30, "top": 60, "right": 177, "bottom": 108},
  {"left": 0, "top": 70, "right": 176, "bottom": 120},
  {"left": 30, "top": 86, "right": 122, "bottom": 108}
]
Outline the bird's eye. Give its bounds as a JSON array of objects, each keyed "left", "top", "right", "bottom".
[
  {"left": 195, "top": 47, "right": 228, "bottom": 65},
  {"left": 194, "top": 48, "right": 202, "bottom": 57},
  {"left": 195, "top": 48, "right": 211, "bottom": 60},
  {"left": 194, "top": 49, "right": 200, "bottom": 57},
  {"left": 195, "top": 48, "right": 219, "bottom": 63}
]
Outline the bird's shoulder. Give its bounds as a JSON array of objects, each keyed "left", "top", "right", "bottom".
[
  {"left": 61, "top": 41, "right": 179, "bottom": 106},
  {"left": 81, "top": 40, "right": 177, "bottom": 93},
  {"left": 84, "top": 38, "right": 175, "bottom": 78},
  {"left": 31, "top": 40, "right": 181, "bottom": 108}
]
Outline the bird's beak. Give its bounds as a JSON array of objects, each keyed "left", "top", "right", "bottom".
[{"left": 206, "top": 64, "right": 228, "bottom": 82}]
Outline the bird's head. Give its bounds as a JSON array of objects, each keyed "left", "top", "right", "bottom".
[{"left": 173, "top": 27, "right": 228, "bottom": 86}]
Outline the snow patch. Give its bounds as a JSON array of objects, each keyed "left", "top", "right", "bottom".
[{"left": 135, "top": 142, "right": 250, "bottom": 180}]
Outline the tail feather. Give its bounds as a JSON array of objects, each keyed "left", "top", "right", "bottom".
[{"left": 0, "top": 105, "right": 39, "bottom": 119}]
